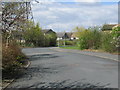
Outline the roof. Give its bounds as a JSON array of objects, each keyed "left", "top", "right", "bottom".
[
  {"left": 102, "top": 24, "right": 117, "bottom": 31},
  {"left": 57, "top": 32, "right": 65, "bottom": 38},
  {"left": 71, "top": 32, "right": 77, "bottom": 38},
  {"left": 66, "top": 32, "right": 73, "bottom": 38},
  {"left": 42, "top": 29, "right": 56, "bottom": 34},
  {"left": 57, "top": 32, "right": 73, "bottom": 38}
]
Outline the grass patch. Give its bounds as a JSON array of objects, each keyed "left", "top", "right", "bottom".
[{"left": 60, "top": 46, "right": 80, "bottom": 50}]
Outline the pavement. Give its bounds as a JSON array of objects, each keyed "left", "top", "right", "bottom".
[{"left": 6, "top": 47, "right": 118, "bottom": 89}]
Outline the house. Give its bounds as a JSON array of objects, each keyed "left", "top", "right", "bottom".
[
  {"left": 57, "top": 32, "right": 72, "bottom": 40},
  {"left": 42, "top": 29, "right": 56, "bottom": 35},
  {"left": 57, "top": 32, "right": 65, "bottom": 40},
  {"left": 71, "top": 33, "right": 79, "bottom": 40},
  {"left": 57, "top": 32, "right": 78, "bottom": 40},
  {"left": 101, "top": 24, "right": 120, "bottom": 32}
]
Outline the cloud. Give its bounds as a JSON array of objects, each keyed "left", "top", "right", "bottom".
[
  {"left": 74, "top": 0, "right": 119, "bottom": 2},
  {"left": 31, "top": 0, "right": 119, "bottom": 3},
  {"left": 32, "top": 2, "right": 118, "bottom": 32},
  {"left": 74, "top": 0, "right": 98, "bottom": 2}
]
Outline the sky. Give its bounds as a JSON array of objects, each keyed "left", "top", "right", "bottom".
[{"left": 31, "top": 0, "right": 118, "bottom": 32}]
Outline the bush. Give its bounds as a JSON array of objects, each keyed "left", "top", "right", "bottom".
[
  {"left": 76, "top": 28, "right": 101, "bottom": 50},
  {"left": 47, "top": 33, "right": 57, "bottom": 47},
  {"left": 65, "top": 40, "right": 75, "bottom": 46},
  {"left": 57, "top": 40, "right": 77, "bottom": 46},
  {"left": 101, "top": 32, "right": 117, "bottom": 53},
  {"left": 23, "top": 22, "right": 44, "bottom": 47},
  {"left": 44, "top": 35, "right": 50, "bottom": 47},
  {"left": 2, "top": 41, "right": 26, "bottom": 79},
  {"left": 77, "top": 30, "right": 90, "bottom": 50}
]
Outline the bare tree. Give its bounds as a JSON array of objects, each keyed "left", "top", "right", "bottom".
[{"left": 1, "top": 2, "right": 33, "bottom": 46}]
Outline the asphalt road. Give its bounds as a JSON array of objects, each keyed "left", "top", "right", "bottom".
[{"left": 7, "top": 47, "right": 118, "bottom": 88}]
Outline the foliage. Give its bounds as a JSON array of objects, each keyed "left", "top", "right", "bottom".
[
  {"left": 88, "top": 27, "right": 102, "bottom": 49},
  {"left": 65, "top": 40, "right": 75, "bottom": 46},
  {"left": 111, "top": 26, "right": 120, "bottom": 50},
  {"left": 23, "top": 21, "right": 57, "bottom": 47},
  {"left": 58, "top": 40, "right": 77, "bottom": 46},
  {"left": 46, "top": 32, "right": 57, "bottom": 46},
  {"left": 2, "top": 41, "right": 26, "bottom": 79},
  {"left": 101, "top": 26, "right": 120, "bottom": 53},
  {"left": 73, "top": 26, "right": 119, "bottom": 53},
  {"left": 100, "top": 32, "right": 115, "bottom": 52},
  {"left": 23, "top": 22, "right": 44, "bottom": 47},
  {"left": 73, "top": 26, "right": 86, "bottom": 38},
  {"left": 44, "top": 35, "right": 50, "bottom": 47},
  {"left": 60, "top": 46, "right": 79, "bottom": 50}
]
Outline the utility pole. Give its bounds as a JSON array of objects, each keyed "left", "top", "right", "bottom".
[
  {"left": 58, "top": 38, "right": 60, "bottom": 47},
  {"left": 63, "top": 31, "right": 66, "bottom": 46},
  {"left": 57, "top": 25, "right": 60, "bottom": 47}
]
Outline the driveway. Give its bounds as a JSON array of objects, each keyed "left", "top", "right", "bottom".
[{"left": 7, "top": 47, "right": 118, "bottom": 89}]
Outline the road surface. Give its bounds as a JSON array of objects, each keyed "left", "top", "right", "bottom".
[{"left": 7, "top": 47, "right": 118, "bottom": 88}]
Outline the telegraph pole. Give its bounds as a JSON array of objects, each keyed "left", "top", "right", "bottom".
[{"left": 64, "top": 31, "right": 66, "bottom": 46}]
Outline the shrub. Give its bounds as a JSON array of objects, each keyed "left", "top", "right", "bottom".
[
  {"left": 47, "top": 33, "right": 57, "bottom": 47},
  {"left": 2, "top": 41, "right": 26, "bottom": 79},
  {"left": 101, "top": 32, "right": 115, "bottom": 53},
  {"left": 101, "top": 26, "right": 120, "bottom": 53},
  {"left": 57, "top": 40, "right": 77, "bottom": 46},
  {"left": 77, "top": 30, "right": 90, "bottom": 50},
  {"left": 88, "top": 29, "right": 102, "bottom": 49},
  {"left": 111, "top": 26, "right": 120, "bottom": 53},
  {"left": 44, "top": 35, "right": 50, "bottom": 47},
  {"left": 76, "top": 27, "right": 101, "bottom": 50},
  {"left": 65, "top": 40, "right": 75, "bottom": 46},
  {"left": 23, "top": 22, "right": 44, "bottom": 47}
]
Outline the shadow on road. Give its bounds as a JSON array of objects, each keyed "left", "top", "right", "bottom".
[
  {"left": 28, "top": 54, "right": 59, "bottom": 60},
  {"left": 5, "top": 79, "right": 115, "bottom": 90}
]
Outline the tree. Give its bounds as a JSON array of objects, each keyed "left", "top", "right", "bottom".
[
  {"left": 45, "top": 32, "right": 57, "bottom": 46},
  {"left": 23, "top": 22, "right": 44, "bottom": 47},
  {"left": 73, "top": 26, "right": 101, "bottom": 50},
  {"left": 2, "top": 2, "right": 30, "bottom": 33},
  {"left": 73, "top": 26, "right": 86, "bottom": 37},
  {"left": 88, "top": 27, "right": 101, "bottom": 49},
  {"left": 2, "top": 2, "right": 30, "bottom": 46}
]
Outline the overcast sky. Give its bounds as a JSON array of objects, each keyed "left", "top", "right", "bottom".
[{"left": 31, "top": 0, "right": 118, "bottom": 32}]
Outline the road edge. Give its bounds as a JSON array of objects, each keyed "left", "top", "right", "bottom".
[
  {"left": 2, "top": 60, "right": 31, "bottom": 90},
  {"left": 51, "top": 47, "right": 119, "bottom": 62}
]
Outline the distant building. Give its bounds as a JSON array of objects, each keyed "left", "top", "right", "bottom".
[
  {"left": 57, "top": 32, "right": 78, "bottom": 40},
  {"left": 42, "top": 29, "right": 56, "bottom": 35},
  {"left": 101, "top": 24, "right": 120, "bottom": 32},
  {"left": 71, "top": 33, "right": 79, "bottom": 40}
]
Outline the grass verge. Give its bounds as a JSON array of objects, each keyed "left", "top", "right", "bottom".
[
  {"left": 60, "top": 46, "right": 120, "bottom": 55},
  {"left": 60, "top": 46, "right": 80, "bottom": 50}
]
